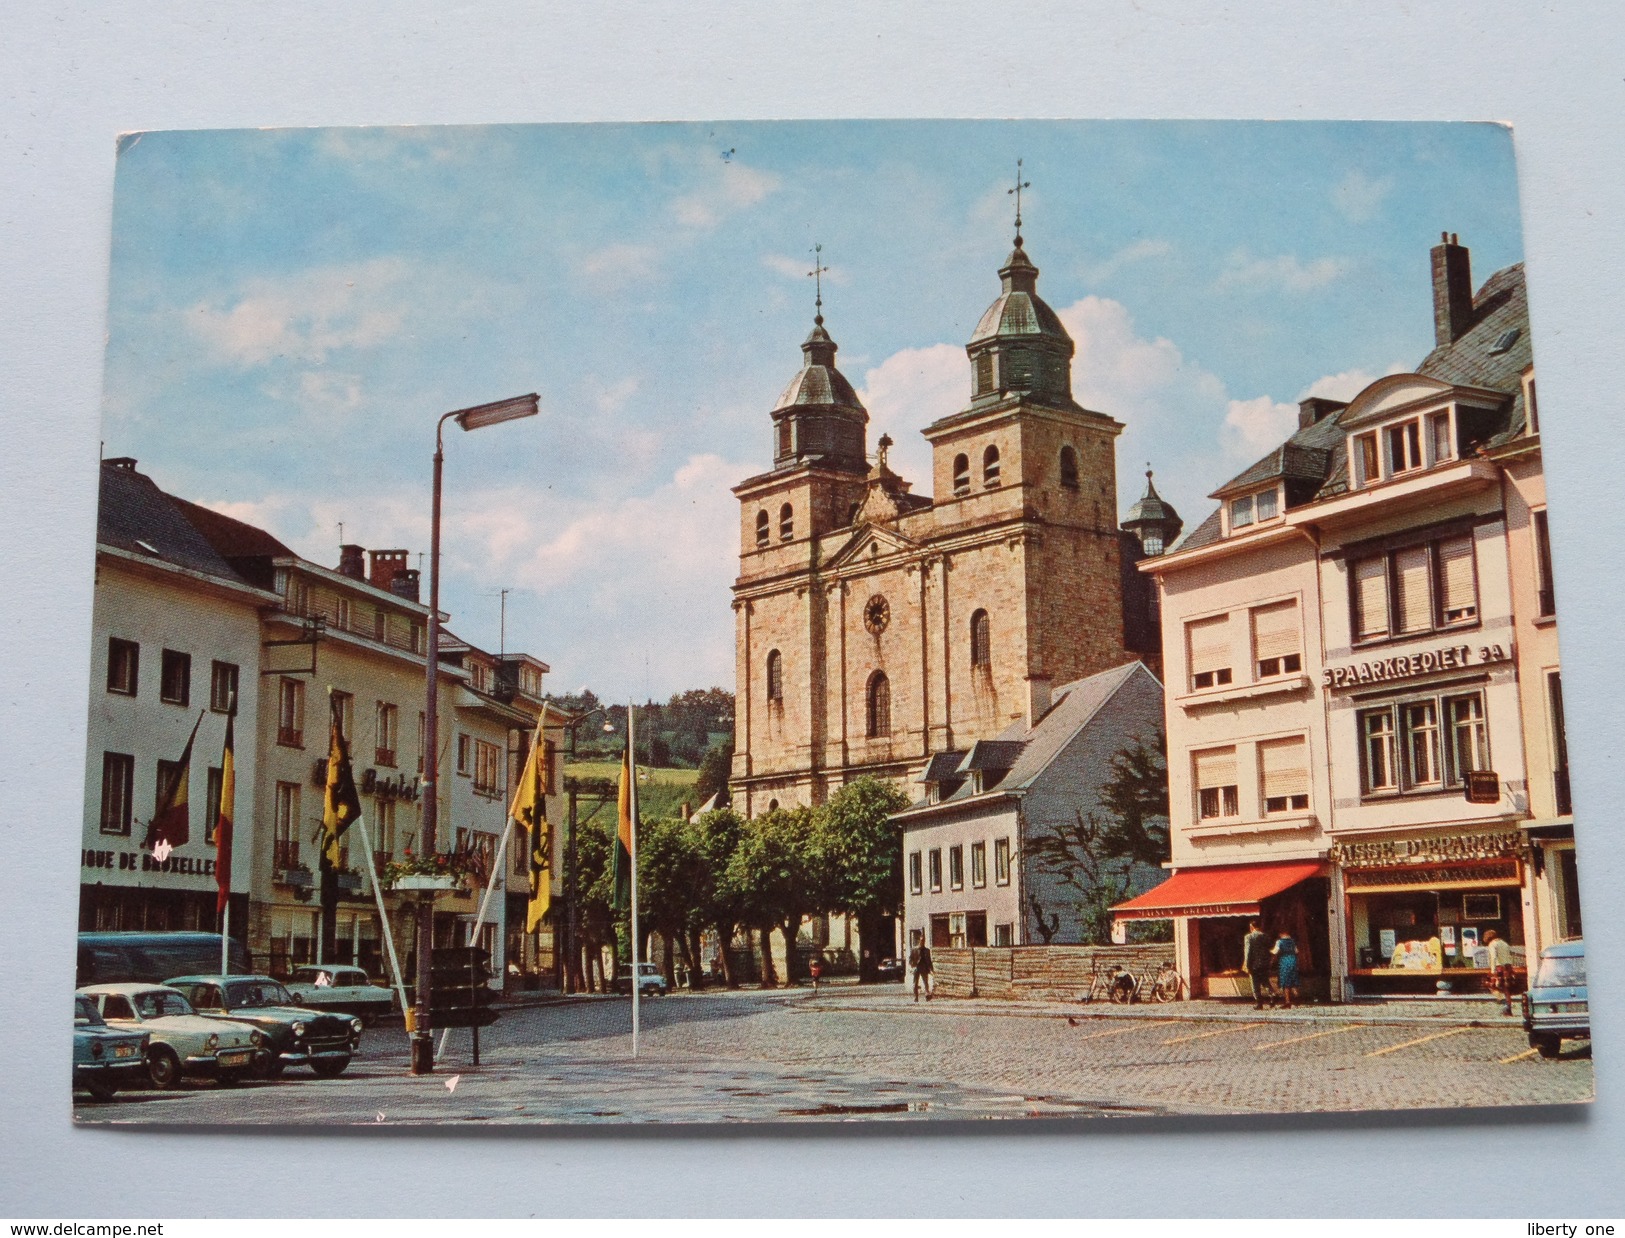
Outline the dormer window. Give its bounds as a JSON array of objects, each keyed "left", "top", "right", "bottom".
[
  {"left": 1387, "top": 419, "right": 1423, "bottom": 474},
  {"left": 1429, "top": 412, "right": 1453, "bottom": 463},
  {"left": 1228, "top": 487, "right": 1277, "bottom": 532}
]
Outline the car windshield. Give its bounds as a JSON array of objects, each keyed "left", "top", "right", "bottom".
[
  {"left": 75, "top": 995, "right": 102, "bottom": 1025},
  {"left": 1535, "top": 954, "right": 1587, "bottom": 988},
  {"left": 134, "top": 990, "right": 194, "bottom": 1019},
  {"left": 228, "top": 981, "right": 294, "bottom": 1007}
]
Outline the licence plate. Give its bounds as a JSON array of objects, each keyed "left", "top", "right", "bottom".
[
  {"left": 218, "top": 1049, "right": 253, "bottom": 1067},
  {"left": 113, "top": 1045, "right": 137, "bottom": 1059}
]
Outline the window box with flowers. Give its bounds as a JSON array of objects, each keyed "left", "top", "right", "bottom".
[{"left": 384, "top": 850, "right": 480, "bottom": 892}]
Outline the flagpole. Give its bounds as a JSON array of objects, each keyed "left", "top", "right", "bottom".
[
  {"left": 354, "top": 813, "right": 411, "bottom": 1031},
  {"left": 436, "top": 820, "right": 513, "bottom": 1064},
  {"left": 221, "top": 902, "right": 230, "bottom": 976},
  {"left": 629, "top": 702, "right": 640, "bottom": 1058}
]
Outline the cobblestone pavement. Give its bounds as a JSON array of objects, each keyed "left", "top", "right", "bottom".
[{"left": 76, "top": 983, "right": 1592, "bottom": 1126}]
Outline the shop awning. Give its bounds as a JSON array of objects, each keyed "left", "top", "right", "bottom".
[{"left": 1111, "top": 861, "right": 1327, "bottom": 921}]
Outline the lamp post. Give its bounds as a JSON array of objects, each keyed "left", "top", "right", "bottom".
[{"left": 411, "top": 393, "right": 538, "bottom": 1076}]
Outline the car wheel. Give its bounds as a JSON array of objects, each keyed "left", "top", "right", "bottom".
[
  {"left": 311, "top": 1057, "right": 350, "bottom": 1078},
  {"left": 82, "top": 1078, "right": 117, "bottom": 1103},
  {"left": 252, "top": 1054, "right": 283, "bottom": 1080},
  {"left": 1535, "top": 1035, "right": 1563, "bottom": 1059},
  {"left": 148, "top": 1047, "right": 182, "bottom": 1090}
]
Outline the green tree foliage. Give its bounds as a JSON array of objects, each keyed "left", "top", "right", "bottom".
[
  {"left": 1098, "top": 729, "right": 1170, "bottom": 865},
  {"left": 821, "top": 777, "right": 910, "bottom": 979},
  {"left": 693, "top": 738, "right": 735, "bottom": 808},
  {"left": 725, "top": 804, "right": 826, "bottom": 986}
]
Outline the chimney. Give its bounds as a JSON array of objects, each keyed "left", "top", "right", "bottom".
[
  {"left": 1431, "top": 232, "right": 1474, "bottom": 346},
  {"left": 1297, "top": 397, "right": 1348, "bottom": 430},
  {"left": 389, "top": 568, "right": 421, "bottom": 603},
  {"left": 337, "top": 543, "right": 366, "bottom": 580},
  {"left": 368, "top": 548, "right": 409, "bottom": 592},
  {"left": 1026, "top": 676, "right": 1052, "bottom": 729}
]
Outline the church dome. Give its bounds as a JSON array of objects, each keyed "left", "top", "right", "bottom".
[
  {"left": 968, "top": 242, "right": 1072, "bottom": 348},
  {"left": 772, "top": 319, "right": 865, "bottom": 414}
]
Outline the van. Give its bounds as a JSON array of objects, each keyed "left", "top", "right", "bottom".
[{"left": 76, "top": 932, "right": 250, "bottom": 986}]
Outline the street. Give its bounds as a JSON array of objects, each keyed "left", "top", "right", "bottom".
[{"left": 75, "top": 983, "right": 1593, "bottom": 1124}]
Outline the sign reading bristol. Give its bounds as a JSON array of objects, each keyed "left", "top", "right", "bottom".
[{"left": 1323, "top": 642, "right": 1511, "bottom": 690}]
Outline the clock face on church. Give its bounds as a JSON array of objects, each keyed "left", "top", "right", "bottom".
[{"left": 863, "top": 594, "right": 890, "bottom": 634}]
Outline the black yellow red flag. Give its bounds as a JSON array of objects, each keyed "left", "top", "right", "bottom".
[
  {"left": 215, "top": 710, "right": 236, "bottom": 915},
  {"left": 145, "top": 713, "right": 202, "bottom": 852},
  {"left": 321, "top": 691, "right": 363, "bottom": 869}
]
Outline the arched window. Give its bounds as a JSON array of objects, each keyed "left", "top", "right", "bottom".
[
  {"left": 767, "top": 798, "right": 780, "bottom": 812},
  {"left": 1059, "top": 445, "right": 1079, "bottom": 489},
  {"left": 766, "top": 650, "right": 783, "bottom": 703},
  {"left": 983, "top": 445, "right": 1001, "bottom": 488},
  {"left": 952, "top": 453, "right": 970, "bottom": 496},
  {"left": 755, "top": 510, "right": 770, "bottom": 548},
  {"left": 970, "top": 609, "right": 991, "bottom": 669},
  {"left": 866, "top": 671, "right": 891, "bottom": 739},
  {"left": 779, "top": 502, "right": 794, "bottom": 542}
]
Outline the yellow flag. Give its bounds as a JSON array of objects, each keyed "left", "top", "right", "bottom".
[{"left": 509, "top": 725, "right": 550, "bottom": 932}]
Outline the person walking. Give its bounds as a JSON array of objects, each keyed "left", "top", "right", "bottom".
[
  {"left": 1272, "top": 928, "right": 1300, "bottom": 1009},
  {"left": 912, "top": 941, "right": 934, "bottom": 1002},
  {"left": 1484, "top": 929, "right": 1516, "bottom": 1015},
  {"left": 1243, "top": 919, "right": 1275, "bottom": 1009}
]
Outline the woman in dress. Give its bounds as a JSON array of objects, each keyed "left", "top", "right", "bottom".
[{"left": 1272, "top": 928, "right": 1301, "bottom": 1009}]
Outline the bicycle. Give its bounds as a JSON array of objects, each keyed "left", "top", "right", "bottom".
[{"left": 1149, "top": 961, "right": 1186, "bottom": 1003}]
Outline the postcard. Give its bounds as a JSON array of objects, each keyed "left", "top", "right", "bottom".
[{"left": 71, "top": 120, "right": 1590, "bottom": 1124}]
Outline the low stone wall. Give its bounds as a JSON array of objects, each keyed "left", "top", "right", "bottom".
[{"left": 931, "top": 943, "right": 1175, "bottom": 1001}]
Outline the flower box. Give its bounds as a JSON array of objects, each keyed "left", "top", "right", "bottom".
[{"left": 392, "top": 873, "right": 461, "bottom": 892}]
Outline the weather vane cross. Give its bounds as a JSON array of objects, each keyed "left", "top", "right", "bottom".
[
  {"left": 1008, "top": 157, "right": 1030, "bottom": 241},
  {"left": 808, "top": 242, "right": 829, "bottom": 323}
]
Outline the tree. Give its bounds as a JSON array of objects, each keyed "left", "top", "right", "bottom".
[
  {"left": 725, "top": 804, "right": 824, "bottom": 986},
  {"left": 693, "top": 738, "right": 735, "bottom": 809},
  {"left": 1026, "top": 808, "right": 1138, "bottom": 944},
  {"left": 1097, "top": 729, "right": 1170, "bottom": 865},
  {"left": 690, "top": 807, "right": 747, "bottom": 985},
  {"left": 821, "top": 776, "right": 910, "bottom": 981},
  {"left": 635, "top": 813, "right": 705, "bottom": 987}
]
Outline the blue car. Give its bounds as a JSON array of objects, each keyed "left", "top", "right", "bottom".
[
  {"left": 1522, "top": 939, "right": 1588, "bottom": 1058},
  {"left": 73, "top": 993, "right": 149, "bottom": 1101}
]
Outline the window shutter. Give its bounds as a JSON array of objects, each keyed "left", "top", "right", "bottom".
[
  {"left": 1353, "top": 557, "right": 1388, "bottom": 639},
  {"left": 1394, "top": 546, "right": 1432, "bottom": 632},
  {"left": 1194, "top": 748, "right": 1238, "bottom": 790},
  {"left": 1188, "top": 615, "right": 1231, "bottom": 675},
  {"left": 1260, "top": 738, "right": 1309, "bottom": 799},
  {"left": 1252, "top": 601, "right": 1300, "bottom": 661},
  {"left": 1438, "top": 535, "right": 1477, "bottom": 620}
]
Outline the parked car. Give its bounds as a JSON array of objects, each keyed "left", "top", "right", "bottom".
[
  {"left": 614, "top": 963, "right": 669, "bottom": 996},
  {"left": 165, "top": 974, "right": 363, "bottom": 1078},
  {"left": 284, "top": 965, "right": 396, "bottom": 1024},
  {"left": 77, "top": 932, "right": 250, "bottom": 986},
  {"left": 72, "top": 993, "right": 150, "bottom": 1101},
  {"left": 77, "top": 983, "right": 266, "bottom": 1089},
  {"left": 1522, "top": 939, "right": 1588, "bottom": 1058},
  {"left": 873, "top": 957, "right": 905, "bottom": 983}
]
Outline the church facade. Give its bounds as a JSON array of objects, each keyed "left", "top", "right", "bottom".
[{"left": 730, "top": 230, "right": 1169, "bottom": 816}]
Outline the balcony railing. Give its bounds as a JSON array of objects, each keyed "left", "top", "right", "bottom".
[
  {"left": 375, "top": 747, "right": 396, "bottom": 768},
  {"left": 277, "top": 726, "right": 303, "bottom": 748},
  {"left": 273, "top": 839, "right": 300, "bottom": 869}
]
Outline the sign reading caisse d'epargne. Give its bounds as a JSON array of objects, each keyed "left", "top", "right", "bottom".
[{"left": 1323, "top": 642, "right": 1511, "bottom": 690}]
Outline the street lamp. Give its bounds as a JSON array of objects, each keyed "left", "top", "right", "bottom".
[{"left": 411, "top": 392, "right": 539, "bottom": 1076}]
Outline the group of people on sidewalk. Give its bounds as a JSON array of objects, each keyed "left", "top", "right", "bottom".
[{"left": 1242, "top": 919, "right": 1301, "bottom": 1010}]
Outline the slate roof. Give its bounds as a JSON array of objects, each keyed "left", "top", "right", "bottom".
[
  {"left": 968, "top": 243, "right": 1072, "bottom": 347},
  {"left": 1173, "top": 259, "right": 1530, "bottom": 551},
  {"left": 773, "top": 322, "right": 865, "bottom": 413},
  {"left": 903, "top": 661, "right": 1152, "bottom": 813},
  {"left": 97, "top": 461, "right": 248, "bottom": 585}
]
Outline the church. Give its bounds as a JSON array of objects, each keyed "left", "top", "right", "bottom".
[{"left": 729, "top": 209, "right": 1179, "bottom": 817}]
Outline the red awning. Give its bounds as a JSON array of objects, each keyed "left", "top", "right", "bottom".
[{"left": 1111, "top": 861, "right": 1326, "bottom": 921}]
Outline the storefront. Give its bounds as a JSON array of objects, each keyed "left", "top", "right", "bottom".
[
  {"left": 1333, "top": 830, "right": 1533, "bottom": 995},
  {"left": 1112, "top": 860, "right": 1330, "bottom": 1000}
]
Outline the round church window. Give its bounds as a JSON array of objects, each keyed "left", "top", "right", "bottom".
[{"left": 863, "top": 594, "right": 890, "bottom": 634}]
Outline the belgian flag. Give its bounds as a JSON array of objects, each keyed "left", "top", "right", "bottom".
[
  {"left": 508, "top": 723, "right": 551, "bottom": 932},
  {"left": 612, "top": 740, "right": 634, "bottom": 911},
  {"left": 214, "top": 709, "right": 235, "bottom": 915},
  {"left": 321, "top": 691, "right": 363, "bottom": 870},
  {"left": 145, "top": 713, "right": 202, "bottom": 852}
]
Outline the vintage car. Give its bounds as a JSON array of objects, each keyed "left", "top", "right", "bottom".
[
  {"left": 284, "top": 965, "right": 396, "bottom": 1024},
  {"left": 165, "top": 974, "right": 363, "bottom": 1078},
  {"left": 77, "top": 983, "right": 267, "bottom": 1088},
  {"left": 1522, "top": 939, "right": 1588, "bottom": 1058},
  {"left": 73, "top": 993, "right": 150, "bottom": 1100},
  {"left": 873, "top": 957, "right": 906, "bottom": 984},
  {"left": 613, "top": 962, "right": 669, "bottom": 997}
]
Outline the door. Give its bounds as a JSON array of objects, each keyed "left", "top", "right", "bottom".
[
  {"left": 966, "top": 912, "right": 988, "bottom": 948},
  {"left": 930, "top": 915, "right": 951, "bottom": 948}
]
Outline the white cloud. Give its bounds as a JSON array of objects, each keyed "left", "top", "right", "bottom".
[
  {"left": 294, "top": 371, "right": 364, "bottom": 414},
  {"left": 578, "top": 242, "right": 659, "bottom": 284},
  {"left": 1296, "top": 361, "right": 1410, "bottom": 402},
  {"left": 185, "top": 257, "right": 411, "bottom": 367},
  {"left": 856, "top": 344, "right": 969, "bottom": 488},
  {"left": 1083, "top": 238, "right": 1172, "bottom": 284},
  {"left": 671, "top": 161, "right": 780, "bottom": 229},
  {"left": 1331, "top": 170, "right": 1394, "bottom": 224},
  {"left": 1215, "top": 249, "right": 1351, "bottom": 293},
  {"left": 1222, "top": 396, "right": 1299, "bottom": 459},
  {"left": 592, "top": 376, "right": 640, "bottom": 414}
]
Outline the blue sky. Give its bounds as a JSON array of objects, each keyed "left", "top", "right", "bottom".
[{"left": 101, "top": 120, "right": 1525, "bottom": 701}]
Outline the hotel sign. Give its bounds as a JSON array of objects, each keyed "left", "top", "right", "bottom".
[
  {"left": 1323, "top": 642, "right": 1510, "bottom": 690},
  {"left": 1329, "top": 830, "right": 1525, "bottom": 868}
]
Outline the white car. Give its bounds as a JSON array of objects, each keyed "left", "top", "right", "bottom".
[
  {"left": 77, "top": 983, "right": 267, "bottom": 1089},
  {"left": 284, "top": 965, "right": 396, "bottom": 1024}
]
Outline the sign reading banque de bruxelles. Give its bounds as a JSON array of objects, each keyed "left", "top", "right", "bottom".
[{"left": 1322, "top": 641, "right": 1512, "bottom": 690}]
